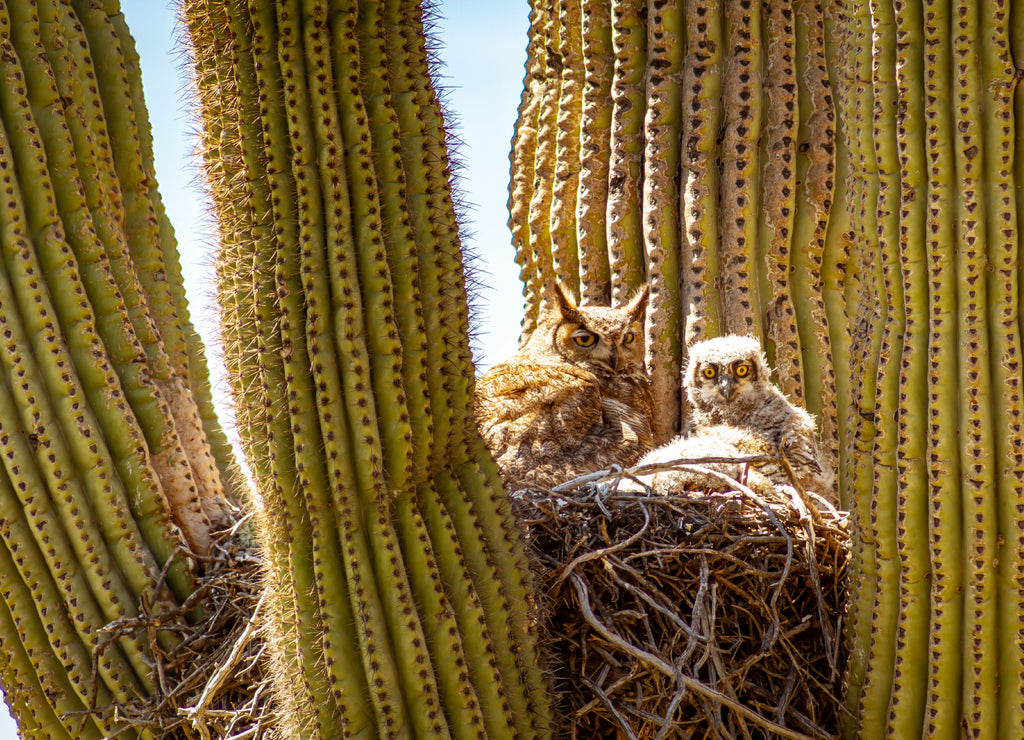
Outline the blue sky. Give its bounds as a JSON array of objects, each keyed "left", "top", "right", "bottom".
[{"left": 0, "top": 1, "right": 529, "bottom": 735}]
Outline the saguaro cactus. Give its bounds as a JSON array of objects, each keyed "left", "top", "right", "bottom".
[
  {"left": 0, "top": 0, "right": 239, "bottom": 737},
  {"left": 183, "top": 0, "right": 551, "bottom": 737},
  {"left": 510, "top": 0, "right": 1024, "bottom": 737}
]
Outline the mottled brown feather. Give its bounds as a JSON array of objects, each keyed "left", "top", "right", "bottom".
[{"left": 475, "top": 283, "right": 654, "bottom": 490}]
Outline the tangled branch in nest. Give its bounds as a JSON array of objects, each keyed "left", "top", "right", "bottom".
[
  {"left": 514, "top": 456, "right": 850, "bottom": 739},
  {"left": 91, "top": 515, "right": 276, "bottom": 740}
]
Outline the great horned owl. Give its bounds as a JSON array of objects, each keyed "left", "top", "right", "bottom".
[
  {"left": 475, "top": 282, "right": 655, "bottom": 490},
  {"left": 683, "top": 334, "right": 834, "bottom": 498}
]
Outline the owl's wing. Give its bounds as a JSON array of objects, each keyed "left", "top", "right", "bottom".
[
  {"left": 475, "top": 361, "right": 603, "bottom": 442},
  {"left": 779, "top": 414, "right": 835, "bottom": 494},
  {"left": 599, "top": 375, "right": 655, "bottom": 450}
]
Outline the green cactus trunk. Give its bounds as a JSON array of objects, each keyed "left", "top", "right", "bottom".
[
  {"left": 511, "top": 0, "right": 1024, "bottom": 737},
  {"left": 0, "top": 0, "right": 240, "bottom": 737},
  {"left": 183, "top": 0, "right": 551, "bottom": 737}
]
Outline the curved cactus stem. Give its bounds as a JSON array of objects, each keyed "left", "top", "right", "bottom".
[
  {"left": 111, "top": 3, "right": 242, "bottom": 493},
  {"left": 186, "top": 1, "right": 552, "bottom": 738},
  {"left": 0, "top": 535, "right": 103, "bottom": 740},
  {"left": 0, "top": 465, "right": 115, "bottom": 737}
]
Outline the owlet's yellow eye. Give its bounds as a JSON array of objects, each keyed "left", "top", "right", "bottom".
[
  {"left": 701, "top": 366, "right": 717, "bottom": 380},
  {"left": 623, "top": 332, "right": 635, "bottom": 344},
  {"left": 734, "top": 363, "right": 751, "bottom": 378},
  {"left": 573, "top": 332, "right": 597, "bottom": 348}
]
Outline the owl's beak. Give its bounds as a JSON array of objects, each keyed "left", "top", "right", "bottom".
[
  {"left": 608, "top": 344, "right": 619, "bottom": 372},
  {"left": 715, "top": 375, "right": 737, "bottom": 401}
]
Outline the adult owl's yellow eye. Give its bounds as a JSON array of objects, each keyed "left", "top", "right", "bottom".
[
  {"left": 573, "top": 332, "right": 598, "bottom": 348},
  {"left": 623, "top": 332, "right": 635, "bottom": 344},
  {"left": 734, "top": 363, "right": 751, "bottom": 378},
  {"left": 701, "top": 366, "right": 717, "bottom": 379}
]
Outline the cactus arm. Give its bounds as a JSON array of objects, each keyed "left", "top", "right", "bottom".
[
  {"left": 0, "top": 28, "right": 170, "bottom": 698},
  {"left": 242, "top": 1, "right": 412, "bottom": 734},
  {"left": 187, "top": 2, "right": 552, "bottom": 737}
]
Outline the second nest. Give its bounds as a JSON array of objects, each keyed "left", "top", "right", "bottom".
[{"left": 515, "top": 461, "right": 850, "bottom": 739}]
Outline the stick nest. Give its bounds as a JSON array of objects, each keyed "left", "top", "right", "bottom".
[
  {"left": 95, "top": 516, "right": 276, "bottom": 739},
  {"left": 514, "top": 460, "right": 850, "bottom": 739}
]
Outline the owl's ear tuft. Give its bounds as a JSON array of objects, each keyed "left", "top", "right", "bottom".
[
  {"left": 625, "top": 283, "right": 650, "bottom": 322},
  {"left": 552, "top": 281, "right": 582, "bottom": 320}
]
